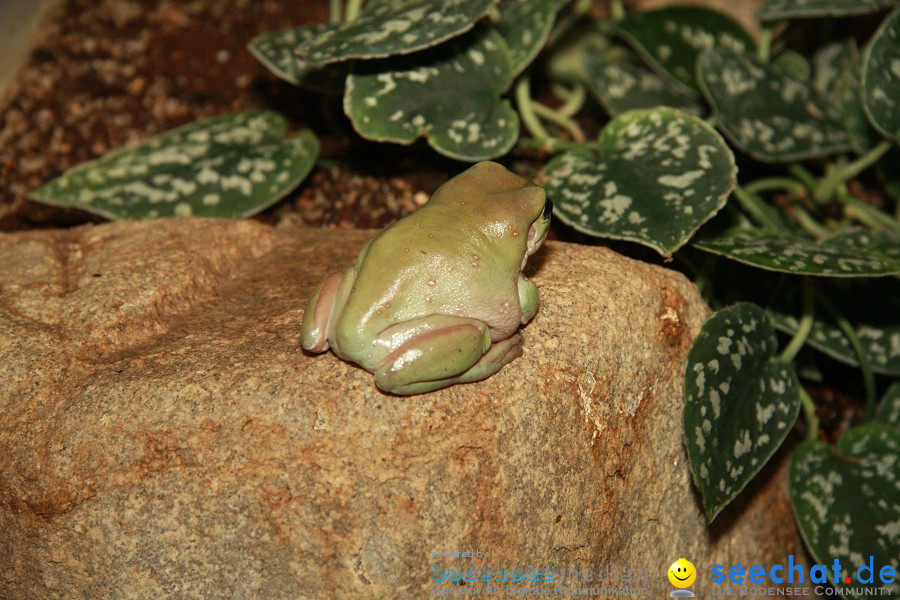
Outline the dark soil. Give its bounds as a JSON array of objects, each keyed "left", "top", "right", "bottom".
[{"left": 0, "top": 0, "right": 457, "bottom": 231}]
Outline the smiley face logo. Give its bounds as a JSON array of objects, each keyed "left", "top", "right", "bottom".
[{"left": 668, "top": 558, "right": 696, "bottom": 588}]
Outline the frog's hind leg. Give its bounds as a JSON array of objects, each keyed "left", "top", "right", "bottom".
[
  {"left": 376, "top": 320, "right": 523, "bottom": 395},
  {"left": 300, "top": 271, "right": 346, "bottom": 353},
  {"left": 374, "top": 317, "right": 492, "bottom": 394},
  {"left": 393, "top": 334, "right": 524, "bottom": 396}
]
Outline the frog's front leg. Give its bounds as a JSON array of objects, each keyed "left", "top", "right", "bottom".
[
  {"left": 373, "top": 316, "right": 522, "bottom": 395},
  {"left": 518, "top": 274, "right": 539, "bottom": 324},
  {"left": 300, "top": 269, "right": 355, "bottom": 353}
]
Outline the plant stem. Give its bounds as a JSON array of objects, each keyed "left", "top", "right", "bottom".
[
  {"left": 814, "top": 140, "right": 892, "bottom": 203},
  {"left": 546, "top": 0, "right": 593, "bottom": 47},
  {"left": 744, "top": 177, "right": 806, "bottom": 197},
  {"left": 517, "top": 137, "right": 588, "bottom": 153},
  {"left": 789, "top": 164, "right": 819, "bottom": 191},
  {"left": 329, "top": 0, "right": 342, "bottom": 23},
  {"left": 551, "top": 83, "right": 587, "bottom": 117},
  {"left": 758, "top": 26, "right": 773, "bottom": 62},
  {"left": 792, "top": 204, "right": 830, "bottom": 239},
  {"left": 345, "top": 0, "right": 363, "bottom": 22},
  {"left": 799, "top": 387, "right": 819, "bottom": 442},
  {"left": 532, "top": 102, "right": 587, "bottom": 142},
  {"left": 316, "top": 157, "right": 338, "bottom": 170},
  {"left": 835, "top": 185, "right": 900, "bottom": 232},
  {"left": 610, "top": 0, "right": 625, "bottom": 20},
  {"left": 733, "top": 186, "right": 786, "bottom": 231},
  {"left": 515, "top": 77, "right": 550, "bottom": 142},
  {"left": 816, "top": 294, "right": 877, "bottom": 419},
  {"left": 779, "top": 282, "right": 815, "bottom": 365},
  {"left": 697, "top": 254, "right": 718, "bottom": 304}
]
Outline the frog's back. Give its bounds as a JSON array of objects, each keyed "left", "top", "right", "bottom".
[{"left": 333, "top": 206, "right": 525, "bottom": 356}]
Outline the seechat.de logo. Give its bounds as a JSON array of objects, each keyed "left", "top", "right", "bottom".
[{"left": 711, "top": 555, "right": 897, "bottom": 589}]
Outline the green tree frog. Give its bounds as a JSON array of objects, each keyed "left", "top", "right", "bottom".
[{"left": 300, "top": 161, "right": 552, "bottom": 395}]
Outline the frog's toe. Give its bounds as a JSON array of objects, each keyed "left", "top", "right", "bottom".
[{"left": 457, "top": 333, "right": 523, "bottom": 384}]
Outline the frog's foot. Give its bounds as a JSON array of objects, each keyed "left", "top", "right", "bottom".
[
  {"left": 457, "top": 333, "right": 523, "bottom": 384},
  {"left": 378, "top": 331, "right": 524, "bottom": 396},
  {"left": 300, "top": 272, "right": 343, "bottom": 353}
]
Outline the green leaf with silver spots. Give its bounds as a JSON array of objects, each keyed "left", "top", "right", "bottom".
[
  {"left": 30, "top": 111, "right": 319, "bottom": 220},
  {"left": 862, "top": 8, "right": 900, "bottom": 141},
  {"left": 812, "top": 41, "right": 878, "bottom": 152},
  {"left": 876, "top": 383, "right": 900, "bottom": 425},
  {"left": 790, "top": 424, "right": 900, "bottom": 600},
  {"left": 496, "top": 0, "right": 560, "bottom": 76},
  {"left": 769, "top": 277, "right": 900, "bottom": 376},
  {"left": 813, "top": 39, "right": 857, "bottom": 93},
  {"left": 684, "top": 302, "right": 800, "bottom": 522},
  {"left": 694, "top": 229, "right": 900, "bottom": 276},
  {"left": 584, "top": 56, "right": 703, "bottom": 117},
  {"left": 344, "top": 29, "right": 518, "bottom": 161},
  {"left": 698, "top": 48, "right": 851, "bottom": 162},
  {"left": 248, "top": 24, "right": 349, "bottom": 93},
  {"left": 825, "top": 229, "right": 900, "bottom": 261},
  {"left": 835, "top": 57, "right": 881, "bottom": 152},
  {"left": 758, "top": 0, "right": 898, "bottom": 21},
  {"left": 615, "top": 6, "right": 754, "bottom": 95},
  {"left": 294, "top": 0, "right": 495, "bottom": 65},
  {"left": 543, "top": 108, "right": 735, "bottom": 256}
]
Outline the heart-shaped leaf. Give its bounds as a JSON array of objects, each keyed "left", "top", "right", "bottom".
[
  {"left": 30, "top": 111, "right": 319, "bottom": 219},
  {"left": 810, "top": 40, "right": 881, "bottom": 152},
  {"left": 694, "top": 229, "right": 900, "bottom": 276},
  {"left": 584, "top": 55, "right": 704, "bottom": 117},
  {"left": 248, "top": 24, "right": 349, "bottom": 92},
  {"left": 698, "top": 48, "right": 851, "bottom": 162},
  {"left": 769, "top": 277, "right": 900, "bottom": 376},
  {"left": 876, "top": 383, "right": 900, "bottom": 425},
  {"left": 496, "top": 0, "right": 560, "bottom": 76},
  {"left": 684, "top": 302, "right": 801, "bottom": 521},
  {"left": 790, "top": 424, "right": 900, "bottom": 600},
  {"left": 834, "top": 55, "right": 882, "bottom": 152},
  {"left": 615, "top": 6, "right": 754, "bottom": 94},
  {"left": 773, "top": 312, "right": 900, "bottom": 377},
  {"left": 344, "top": 29, "right": 519, "bottom": 161},
  {"left": 543, "top": 108, "right": 736, "bottom": 256},
  {"left": 758, "top": 0, "right": 898, "bottom": 21},
  {"left": 294, "top": 0, "right": 495, "bottom": 65},
  {"left": 862, "top": 7, "right": 900, "bottom": 141}
]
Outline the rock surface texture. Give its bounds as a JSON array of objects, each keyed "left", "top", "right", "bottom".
[{"left": 0, "top": 219, "right": 805, "bottom": 598}]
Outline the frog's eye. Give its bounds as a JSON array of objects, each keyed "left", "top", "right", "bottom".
[{"left": 543, "top": 197, "right": 553, "bottom": 219}]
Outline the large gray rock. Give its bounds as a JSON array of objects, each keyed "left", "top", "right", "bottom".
[{"left": 0, "top": 219, "right": 805, "bottom": 598}]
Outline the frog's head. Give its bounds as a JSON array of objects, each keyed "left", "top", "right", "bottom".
[{"left": 430, "top": 161, "right": 552, "bottom": 262}]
